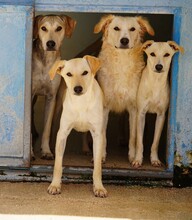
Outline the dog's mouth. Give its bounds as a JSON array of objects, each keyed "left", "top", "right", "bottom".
[
  {"left": 46, "top": 48, "right": 57, "bottom": 52},
  {"left": 154, "top": 70, "right": 164, "bottom": 73},
  {"left": 115, "top": 45, "right": 130, "bottom": 49}
]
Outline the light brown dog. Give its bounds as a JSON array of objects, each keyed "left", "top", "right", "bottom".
[
  {"left": 132, "top": 41, "right": 184, "bottom": 167},
  {"left": 32, "top": 15, "right": 76, "bottom": 159},
  {"left": 47, "top": 56, "right": 107, "bottom": 197},
  {"left": 94, "top": 15, "right": 154, "bottom": 163}
]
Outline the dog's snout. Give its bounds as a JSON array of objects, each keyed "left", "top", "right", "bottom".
[
  {"left": 155, "top": 64, "right": 163, "bottom": 72},
  {"left": 74, "top": 86, "right": 83, "bottom": 94},
  {"left": 46, "top": 40, "right": 56, "bottom": 49},
  {"left": 120, "top": 38, "right": 129, "bottom": 46}
]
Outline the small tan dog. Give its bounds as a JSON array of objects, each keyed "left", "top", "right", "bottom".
[
  {"left": 47, "top": 55, "right": 107, "bottom": 198},
  {"left": 32, "top": 15, "right": 76, "bottom": 159},
  {"left": 132, "top": 40, "right": 184, "bottom": 168},
  {"left": 94, "top": 15, "right": 154, "bottom": 163}
]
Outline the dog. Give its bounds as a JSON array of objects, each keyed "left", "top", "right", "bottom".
[
  {"left": 47, "top": 55, "right": 107, "bottom": 198},
  {"left": 132, "top": 40, "right": 184, "bottom": 168},
  {"left": 32, "top": 15, "right": 76, "bottom": 159},
  {"left": 94, "top": 15, "right": 154, "bottom": 163}
]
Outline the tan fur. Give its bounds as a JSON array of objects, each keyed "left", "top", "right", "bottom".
[
  {"left": 47, "top": 56, "right": 107, "bottom": 198},
  {"left": 132, "top": 41, "right": 184, "bottom": 168},
  {"left": 32, "top": 15, "right": 76, "bottom": 159},
  {"left": 94, "top": 15, "right": 154, "bottom": 163}
]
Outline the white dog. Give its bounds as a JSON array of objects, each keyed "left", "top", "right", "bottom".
[
  {"left": 94, "top": 15, "right": 154, "bottom": 163},
  {"left": 32, "top": 15, "right": 76, "bottom": 159},
  {"left": 132, "top": 40, "right": 184, "bottom": 168},
  {"left": 47, "top": 55, "right": 107, "bottom": 198}
]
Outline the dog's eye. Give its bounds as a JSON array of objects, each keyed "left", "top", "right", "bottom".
[
  {"left": 130, "top": 27, "right": 136, "bottom": 32},
  {"left": 114, "top": 26, "right": 120, "bottom": 31},
  {"left": 82, "top": 71, "right": 88, "bottom": 76},
  {"left": 150, "top": 52, "right": 156, "bottom": 57},
  {"left": 41, "top": 26, "right": 47, "bottom": 32},
  {"left": 164, "top": 53, "right": 170, "bottom": 57},
  {"left": 66, "top": 72, "right": 72, "bottom": 77},
  {"left": 56, "top": 26, "right": 62, "bottom": 32}
]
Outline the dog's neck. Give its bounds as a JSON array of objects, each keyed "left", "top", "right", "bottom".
[
  {"left": 33, "top": 39, "right": 60, "bottom": 66},
  {"left": 145, "top": 65, "right": 169, "bottom": 86}
]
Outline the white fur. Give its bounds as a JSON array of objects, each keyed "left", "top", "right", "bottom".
[
  {"left": 132, "top": 41, "right": 184, "bottom": 167},
  {"left": 47, "top": 56, "right": 107, "bottom": 198},
  {"left": 94, "top": 15, "right": 154, "bottom": 162}
]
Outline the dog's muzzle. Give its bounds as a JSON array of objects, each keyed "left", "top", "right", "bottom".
[
  {"left": 119, "top": 37, "right": 129, "bottom": 49},
  {"left": 46, "top": 40, "right": 56, "bottom": 51},
  {"left": 74, "top": 86, "right": 83, "bottom": 95},
  {"left": 155, "top": 64, "right": 163, "bottom": 73}
]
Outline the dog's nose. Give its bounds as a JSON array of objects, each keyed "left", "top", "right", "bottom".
[
  {"left": 120, "top": 38, "right": 129, "bottom": 46},
  {"left": 155, "top": 64, "right": 163, "bottom": 72},
  {"left": 46, "top": 40, "right": 56, "bottom": 49},
  {"left": 74, "top": 86, "right": 83, "bottom": 94}
]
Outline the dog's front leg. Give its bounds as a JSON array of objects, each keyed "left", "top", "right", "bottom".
[
  {"left": 132, "top": 110, "right": 146, "bottom": 168},
  {"left": 41, "top": 95, "right": 56, "bottom": 159},
  {"left": 47, "top": 128, "right": 69, "bottom": 195},
  {"left": 102, "top": 108, "right": 109, "bottom": 162},
  {"left": 128, "top": 107, "right": 137, "bottom": 163},
  {"left": 150, "top": 113, "right": 165, "bottom": 166},
  {"left": 91, "top": 131, "right": 107, "bottom": 198}
]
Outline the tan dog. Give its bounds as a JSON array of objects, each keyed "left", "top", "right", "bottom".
[
  {"left": 132, "top": 41, "right": 184, "bottom": 168},
  {"left": 47, "top": 56, "right": 107, "bottom": 198},
  {"left": 94, "top": 15, "right": 154, "bottom": 163},
  {"left": 32, "top": 15, "right": 76, "bottom": 159}
]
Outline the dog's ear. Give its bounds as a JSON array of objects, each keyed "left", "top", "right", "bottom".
[
  {"left": 142, "top": 40, "right": 154, "bottom": 51},
  {"left": 94, "top": 14, "right": 114, "bottom": 34},
  {"left": 84, "top": 55, "right": 101, "bottom": 76},
  {"left": 137, "top": 16, "right": 155, "bottom": 37},
  {"left": 33, "top": 15, "right": 44, "bottom": 39},
  {"left": 49, "top": 60, "right": 65, "bottom": 80},
  {"left": 60, "top": 15, "right": 76, "bottom": 38},
  {"left": 167, "top": 41, "right": 184, "bottom": 54}
]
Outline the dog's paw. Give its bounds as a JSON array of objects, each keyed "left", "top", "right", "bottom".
[
  {"left": 129, "top": 155, "right": 135, "bottom": 164},
  {"left": 47, "top": 184, "right": 61, "bottom": 195},
  {"left": 151, "top": 159, "right": 162, "bottom": 167},
  {"left": 93, "top": 186, "right": 108, "bottom": 198},
  {"left": 128, "top": 150, "right": 135, "bottom": 164},
  {"left": 132, "top": 160, "right": 142, "bottom": 168},
  {"left": 41, "top": 153, "right": 54, "bottom": 160}
]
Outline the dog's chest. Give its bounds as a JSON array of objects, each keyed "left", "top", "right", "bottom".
[
  {"left": 98, "top": 49, "right": 144, "bottom": 112},
  {"left": 32, "top": 58, "right": 60, "bottom": 96},
  {"left": 64, "top": 93, "right": 103, "bottom": 133},
  {"left": 142, "top": 81, "right": 170, "bottom": 114}
]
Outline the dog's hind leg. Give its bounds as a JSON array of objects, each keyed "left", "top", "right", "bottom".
[{"left": 150, "top": 113, "right": 165, "bottom": 166}]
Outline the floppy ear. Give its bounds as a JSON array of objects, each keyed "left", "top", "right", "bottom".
[
  {"left": 60, "top": 15, "right": 76, "bottom": 38},
  {"left": 94, "top": 14, "right": 114, "bottom": 34},
  {"left": 167, "top": 41, "right": 184, "bottom": 54},
  {"left": 33, "top": 15, "right": 44, "bottom": 39},
  {"left": 142, "top": 40, "right": 154, "bottom": 51},
  {"left": 49, "top": 60, "right": 65, "bottom": 80},
  {"left": 84, "top": 55, "right": 101, "bottom": 76},
  {"left": 137, "top": 16, "right": 155, "bottom": 37}
]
